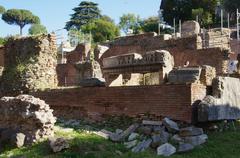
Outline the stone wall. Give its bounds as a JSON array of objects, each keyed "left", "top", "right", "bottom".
[
  {"left": 198, "top": 77, "right": 240, "bottom": 122},
  {"left": 32, "top": 84, "right": 206, "bottom": 123},
  {"left": 204, "top": 28, "right": 230, "bottom": 49},
  {"left": 1, "top": 34, "right": 58, "bottom": 94}
]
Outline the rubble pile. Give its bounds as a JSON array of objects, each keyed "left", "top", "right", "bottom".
[
  {"left": 0, "top": 95, "right": 56, "bottom": 147},
  {"left": 94, "top": 118, "right": 208, "bottom": 157}
]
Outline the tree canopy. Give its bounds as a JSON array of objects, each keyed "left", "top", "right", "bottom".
[
  {"left": 65, "top": 1, "right": 101, "bottom": 30},
  {"left": 82, "top": 18, "right": 120, "bottom": 43},
  {"left": 160, "top": 0, "right": 219, "bottom": 26},
  {"left": 223, "top": 0, "right": 240, "bottom": 20},
  {"left": 0, "top": 5, "right": 5, "bottom": 14},
  {"left": 119, "top": 13, "right": 141, "bottom": 35},
  {"left": 141, "top": 16, "right": 159, "bottom": 33},
  {"left": 28, "top": 24, "right": 47, "bottom": 35},
  {"left": 2, "top": 9, "right": 40, "bottom": 35}
]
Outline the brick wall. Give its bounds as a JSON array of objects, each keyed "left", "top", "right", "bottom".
[
  {"left": 230, "top": 39, "right": 239, "bottom": 60},
  {"left": 0, "top": 46, "right": 4, "bottom": 67},
  {"left": 56, "top": 64, "right": 79, "bottom": 87},
  {"left": 170, "top": 48, "right": 229, "bottom": 74},
  {"left": 66, "top": 43, "right": 91, "bottom": 63},
  {"left": 32, "top": 83, "right": 206, "bottom": 123}
]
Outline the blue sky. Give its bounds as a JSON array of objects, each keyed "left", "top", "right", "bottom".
[{"left": 0, "top": 0, "right": 161, "bottom": 38}]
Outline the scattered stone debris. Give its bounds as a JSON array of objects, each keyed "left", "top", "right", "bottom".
[
  {"left": 49, "top": 137, "right": 70, "bottom": 153},
  {"left": 115, "top": 129, "right": 123, "bottom": 135},
  {"left": 179, "top": 126, "right": 204, "bottom": 137},
  {"left": 93, "top": 129, "right": 114, "bottom": 139},
  {"left": 157, "top": 143, "right": 176, "bottom": 157},
  {"left": 137, "top": 126, "right": 152, "bottom": 135},
  {"left": 110, "top": 123, "right": 139, "bottom": 142},
  {"left": 163, "top": 118, "right": 180, "bottom": 133},
  {"left": 132, "top": 139, "right": 152, "bottom": 153},
  {"left": 93, "top": 118, "right": 208, "bottom": 156},
  {"left": 124, "top": 140, "right": 138, "bottom": 149},
  {"left": 142, "top": 120, "right": 162, "bottom": 126},
  {"left": 151, "top": 130, "right": 170, "bottom": 148},
  {"left": 128, "top": 133, "right": 139, "bottom": 141}
]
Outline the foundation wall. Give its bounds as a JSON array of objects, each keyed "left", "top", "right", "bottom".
[{"left": 32, "top": 83, "right": 206, "bottom": 123}]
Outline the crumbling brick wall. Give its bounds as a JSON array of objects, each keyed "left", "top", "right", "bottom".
[
  {"left": 102, "top": 34, "right": 202, "bottom": 60},
  {"left": 32, "top": 83, "right": 206, "bottom": 123},
  {"left": 1, "top": 34, "right": 58, "bottom": 95},
  {"left": 100, "top": 33, "right": 230, "bottom": 75},
  {"left": 57, "top": 61, "right": 102, "bottom": 87},
  {"left": 0, "top": 46, "right": 4, "bottom": 67},
  {"left": 66, "top": 43, "right": 91, "bottom": 63}
]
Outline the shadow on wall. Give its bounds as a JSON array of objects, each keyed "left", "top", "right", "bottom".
[{"left": 198, "top": 102, "right": 240, "bottom": 122}]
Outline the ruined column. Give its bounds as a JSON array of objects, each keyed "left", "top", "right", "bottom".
[{"left": 1, "top": 34, "right": 58, "bottom": 95}]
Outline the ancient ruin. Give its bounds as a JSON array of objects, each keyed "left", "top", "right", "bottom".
[
  {"left": 102, "top": 50, "right": 174, "bottom": 86},
  {"left": 1, "top": 34, "right": 58, "bottom": 94},
  {"left": 0, "top": 20, "right": 238, "bottom": 124},
  {"left": 0, "top": 95, "right": 56, "bottom": 145},
  {"left": 57, "top": 42, "right": 104, "bottom": 87}
]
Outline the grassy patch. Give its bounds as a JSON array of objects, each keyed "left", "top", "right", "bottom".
[{"left": 1, "top": 124, "right": 240, "bottom": 158}]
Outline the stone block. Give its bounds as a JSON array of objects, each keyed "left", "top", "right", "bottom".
[
  {"left": 198, "top": 77, "right": 240, "bottom": 122},
  {"left": 79, "top": 78, "right": 105, "bottom": 87},
  {"left": 181, "top": 21, "right": 200, "bottom": 38},
  {"left": 110, "top": 124, "right": 139, "bottom": 142},
  {"left": 131, "top": 139, "right": 152, "bottom": 153},
  {"left": 179, "top": 127, "right": 203, "bottom": 137},
  {"left": 157, "top": 143, "right": 176, "bottom": 157},
  {"left": 168, "top": 67, "right": 202, "bottom": 84},
  {"left": 163, "top": 118, "right": 179, "bottom": 133}
]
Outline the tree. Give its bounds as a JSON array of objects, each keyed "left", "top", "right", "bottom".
[
  {"left": 65, "top": 1, "right": 101, "bottom": 30},
  {"left": 160, "top": 0, "right": 219, "bottom": 26},
  {"left": 101, "top": 15, "right": 114, "bottom": 23},
  {"left": 82, "top": 18, "right": 120, "bottom": 43},
  {"left": 141, "top": 16, "right": 159, "bottom": 33},
  {"left": 223, "top": 0, "right": 240, "bottom": 20},
  {"left": 0, "top": 5, "right": 5, "bottom": 14},
  {"left": 2, "top": 9, "right": 40, "bottom": 35},
  {"left": 192, "top": 8, "right": 213, "bottom": 26},
  {"left": 0, "top": 37, "right": 6, "bottom": 45},
  {"left": 119, "top": 13, "right": 141, "bottom": 35},
  {"left": 160, "top": 0, "right": 193, "bottom": 25},
  {"left": 28, "top": 24, "right": 47, "bottom": 35}
]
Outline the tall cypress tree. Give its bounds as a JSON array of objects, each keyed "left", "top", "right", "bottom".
[{"left": 65, "top": 1, "right": 101, "bottom": 30}]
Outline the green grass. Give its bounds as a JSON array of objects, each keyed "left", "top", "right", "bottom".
[{"left": 1, "top": 123, "right": 240, "bottom": 158}]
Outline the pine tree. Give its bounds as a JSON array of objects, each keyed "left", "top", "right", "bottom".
[{"left": 65, "top": 1, "right": 101, "bottom": 30}]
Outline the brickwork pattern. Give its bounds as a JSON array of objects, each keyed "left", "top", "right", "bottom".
[{"left": 32, "top": 84, "right": 206, "bottom": 123}]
